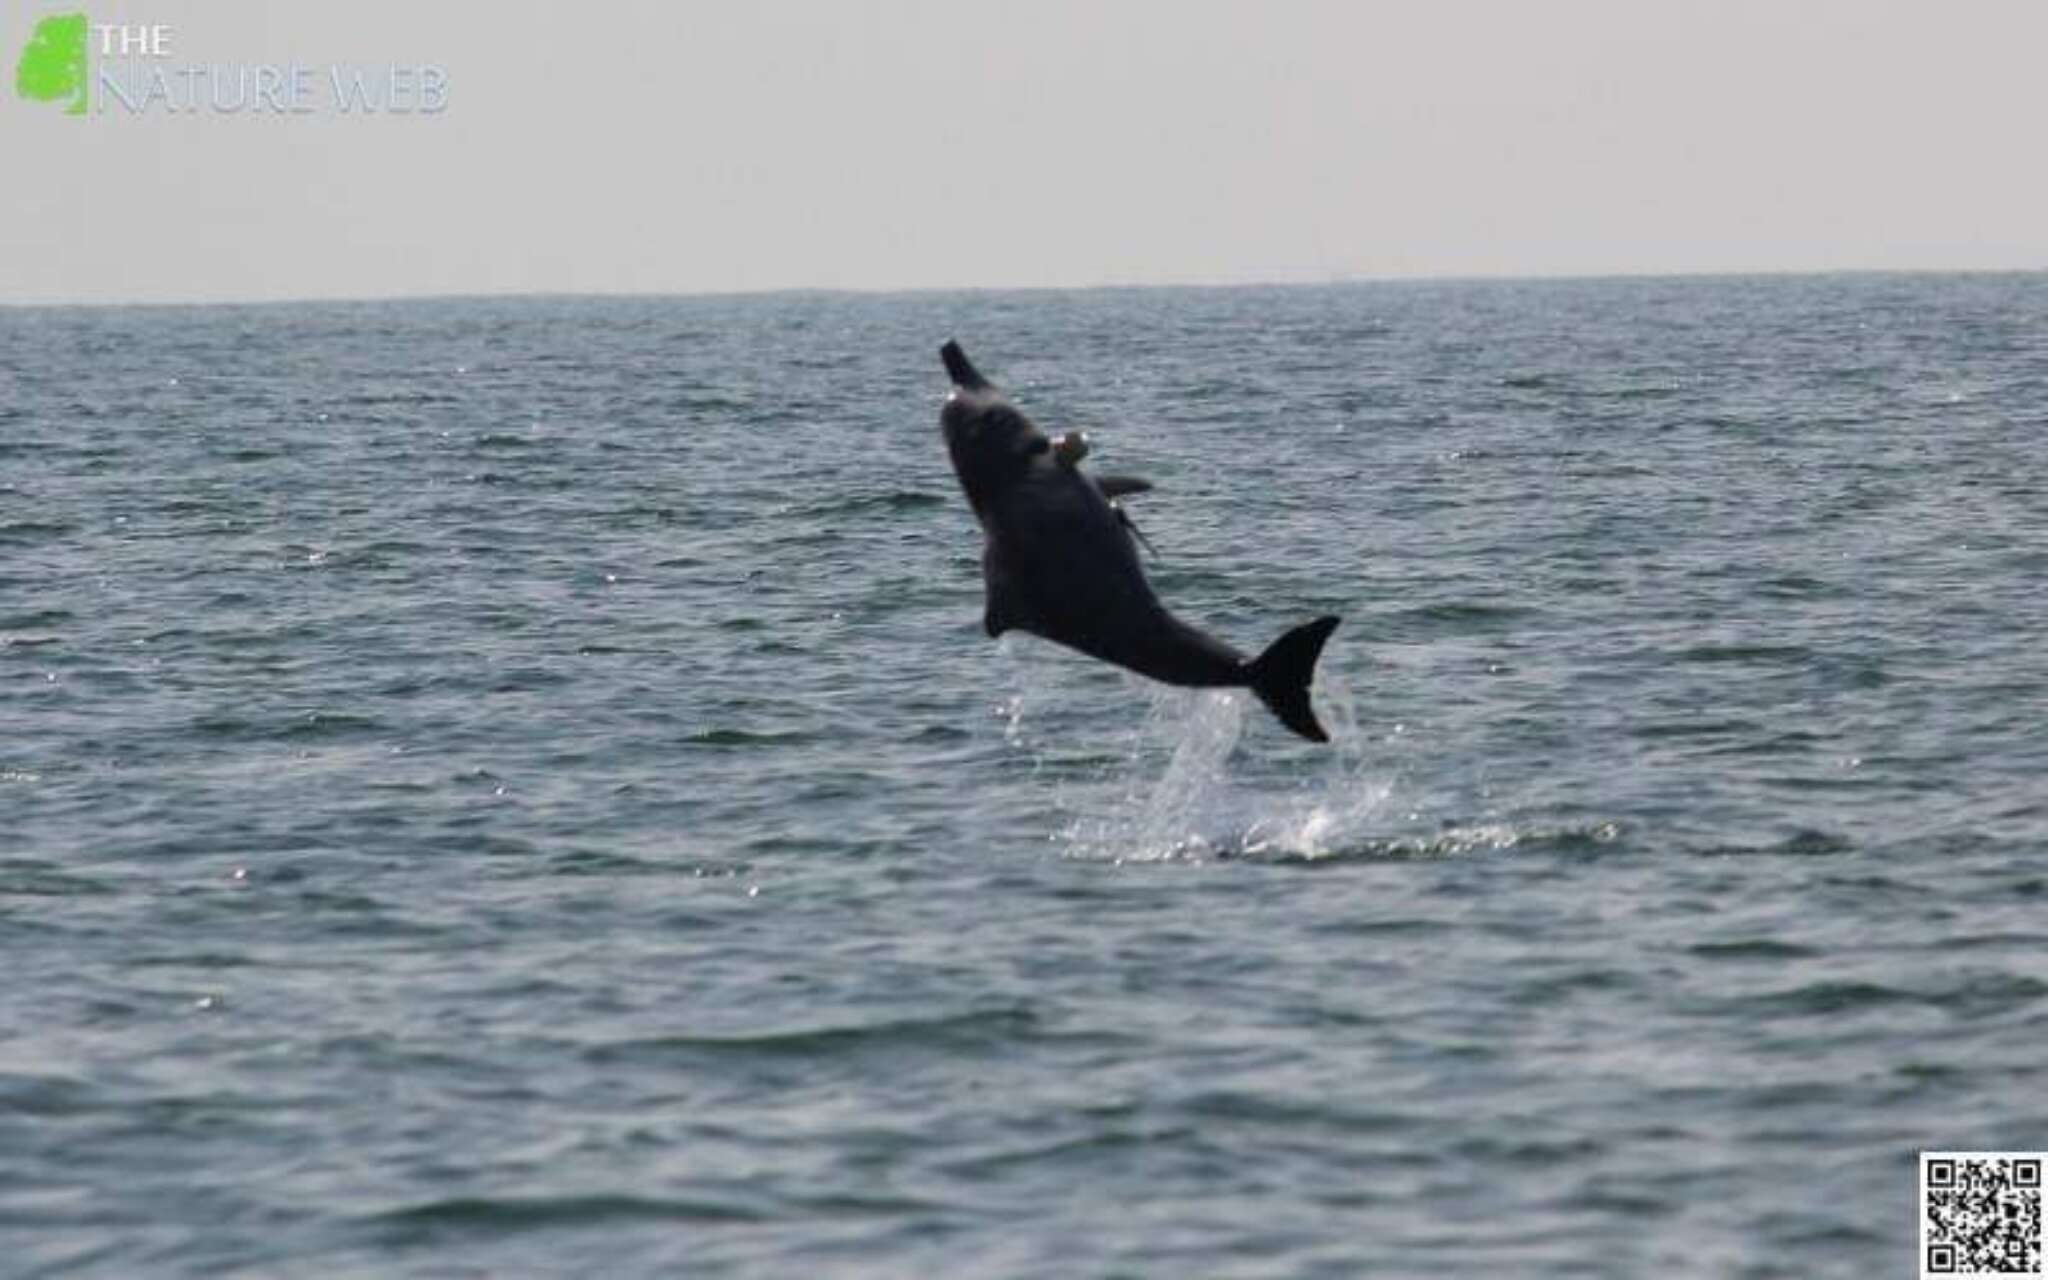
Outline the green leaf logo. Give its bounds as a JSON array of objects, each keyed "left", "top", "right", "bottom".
[{"left": 16, "top": 12, "right": 89, "bottom": 115}]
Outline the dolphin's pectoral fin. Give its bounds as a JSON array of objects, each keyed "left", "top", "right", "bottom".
[
  {"left": 1097, "top": 474, "right": 1154, "bottom": 500},
  {"left": 984, "top": 594, "right": 1015, "bottom": 637},
  {"left": 1113, "top": 502, "right": 1162, "bottom": 562},
  {"left": 982, "top": 546, "right": 1026, "bottom": 637}
]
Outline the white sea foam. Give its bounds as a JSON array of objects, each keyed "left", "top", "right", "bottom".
[{"left": 1053, "top": 660, "right": 1399, "bottom": 863}]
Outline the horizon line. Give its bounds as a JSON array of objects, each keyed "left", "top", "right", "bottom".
[{"left": 3, "top": 262, "right": 2043, "bottom": 313}]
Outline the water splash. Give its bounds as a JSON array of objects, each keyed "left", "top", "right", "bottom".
[
  {"left": 1084, "top": 687, "right": 1249, "bottom": 862},
  {"left": 1054, "top": 662, "right": 1399, "bottom": 863},
  {"left": 1234, "top": 661, "right": 1399, "bottom": 860},
  {"left": 1001, "top": 646, "right": 1611, "bottom": 863}
]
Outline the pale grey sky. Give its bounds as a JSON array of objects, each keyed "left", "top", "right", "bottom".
[{"left": 4, "top": 0, "right": 2044, "bottom": 305}]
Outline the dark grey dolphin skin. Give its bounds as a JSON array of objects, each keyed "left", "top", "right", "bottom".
[{"left": 939, "top": 340, "right": 1341, "bottom": 742}]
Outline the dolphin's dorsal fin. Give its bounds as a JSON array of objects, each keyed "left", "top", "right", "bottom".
[{"left": 1097, "top": 475, "right": 1154, "bottom": 500}]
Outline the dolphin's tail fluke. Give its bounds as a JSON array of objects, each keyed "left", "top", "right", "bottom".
[
  {"left": 941, "top": 340, "right": 992, "bottom": 391},
  {"left": 1245, "top": 616, "right": 1341, "bottom": 743}
]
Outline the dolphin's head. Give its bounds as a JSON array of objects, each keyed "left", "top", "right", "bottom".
[{"left": 939, "top": 341, "right": 1051, "bottom": 515}]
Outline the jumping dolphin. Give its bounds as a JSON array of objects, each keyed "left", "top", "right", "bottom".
[{"left": 938, "top": 340, "right": 1341, "bottom": 742}]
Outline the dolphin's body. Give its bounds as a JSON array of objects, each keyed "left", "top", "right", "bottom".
[{"left": 938, "top": 341, "right": 1341, "bottom": 742}]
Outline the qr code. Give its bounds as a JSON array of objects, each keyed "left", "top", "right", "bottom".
[{"left": 1922, "top": 1153, "right": 2043, "bottom": 1276}]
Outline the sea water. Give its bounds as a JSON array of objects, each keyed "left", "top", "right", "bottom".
[{"left": 3, "top": 274, "right": 2044, "bottom": 1276}]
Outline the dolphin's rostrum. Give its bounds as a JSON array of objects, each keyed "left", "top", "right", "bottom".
[{"left": 938, "top": 340, "right": 1341, "bottom": 742}]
